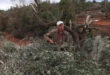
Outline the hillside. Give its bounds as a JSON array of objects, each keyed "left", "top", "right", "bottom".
[{"left": 0, "top": 0, "right": 110, "bottom": 75}]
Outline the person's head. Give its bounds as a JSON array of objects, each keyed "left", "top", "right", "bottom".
[{"left": 56, "top": 21, "right": 64, "bottom": 31}]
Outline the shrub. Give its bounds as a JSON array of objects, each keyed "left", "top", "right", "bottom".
[{"left": 0, "top": 36, "right": 110, "bottom": 75}]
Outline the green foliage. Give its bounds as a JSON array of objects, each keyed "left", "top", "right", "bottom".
[
  {"left": 75, "top": 0, "right": 86, "bottom": 14},
  {"left": 0, "top": 2, "right": 64, "bottom": 38},
  {"left": 59, "top": 0, "right": 75, "bottom": 23},
  {"left": 39, "top": 2, "right": 62, "bottom": 22},
  {"left": 0, "top": 36, "right": 110, "bottom": 75},
  {"left": 0, "top": 1, "right": 94, "bottom": 38},
  {"left": 101, "top": 2, "right": 110, "bottom": 18}
]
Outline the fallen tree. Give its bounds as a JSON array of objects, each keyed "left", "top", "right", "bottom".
[
  {"left": 30, "top": 0, "right": 81, "bottom": 47},
  {"left": 30, "top": 0, "right": 100, "bottom": 48}
]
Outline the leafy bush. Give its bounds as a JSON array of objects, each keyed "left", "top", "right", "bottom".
[{"left": 0, "top": 36, "right": 110, "bottom": 75}]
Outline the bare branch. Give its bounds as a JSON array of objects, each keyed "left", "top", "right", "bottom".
[
  {"left": 30, "top": 4, "right": 38, "bottom": 13},
  {"left": 30, "top": 3, "right": 47, "bottom": 27},
  {"left": 34, "top": 0, "right": 39, "bottom": 8}
]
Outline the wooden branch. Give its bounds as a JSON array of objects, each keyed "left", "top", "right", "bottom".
[
  {"left": 64, "top": 26, "right": 80, "bottom": 47},
  {"left": 46, "top": 21, "right": 57, "bottom": 27},
  {"left": 85, "top": 15, "right": 93, "bottom": 27},
  {"left": 30, "top": 3, "right": 47, "bottom": 27},
  {"left": 30, "top": 0, "right": 80, "bottom": 47}
]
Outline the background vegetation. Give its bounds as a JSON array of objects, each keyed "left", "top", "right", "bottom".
[
  {"left": 0, "top": 0, "right": 110, "bottom": 75},
  {"left": 1, "top": 0, "right": 109, "bottom": 39}
]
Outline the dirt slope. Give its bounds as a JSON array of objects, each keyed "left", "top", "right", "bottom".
[{"left": 76, "top": 17, "right": 110, "bottom": 36}]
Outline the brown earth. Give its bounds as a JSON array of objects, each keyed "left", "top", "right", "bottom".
[
  {"left": 2, "top": 32, "right": 30, "bottom": 46},
  {"left": 94, "top": 19, "right": 110, "bottom": 36},
  {"left": 76, "top": 17, "right": 110, "bottom": 36}
]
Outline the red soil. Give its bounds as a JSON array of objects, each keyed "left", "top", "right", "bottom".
[
  {"left": 94, "top": 19, "right": 110, "bottom": 35},
  {"left": 2, "top": 32, "right": 30, "bottom": 46},
  {"left": 76, "top": 17, "right": 110, "bottom": 36}
]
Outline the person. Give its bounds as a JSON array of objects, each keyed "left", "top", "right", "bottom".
[{"left": 44, "top": 21, "right": 72, "bottom": 50}]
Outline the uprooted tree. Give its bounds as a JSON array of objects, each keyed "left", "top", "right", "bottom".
[
  {"left": 30, "top": 0, "right": 98, "bottom": 48},
  {"left": 30, "top": 0, "right": 81, "bottom": 47}
]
